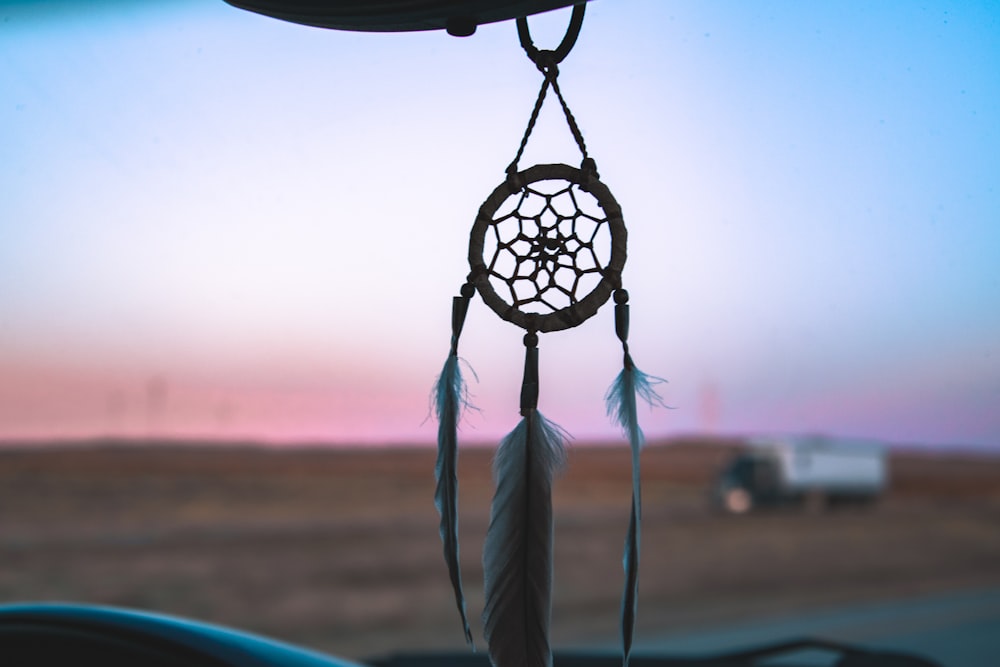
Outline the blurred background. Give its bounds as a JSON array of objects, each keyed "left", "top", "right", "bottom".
[
  {"left": 2, "top": 1, "right": 999, "bottom": 665},
  {"left": 1, "top": 439, "right": 999, "bottom": 663}
]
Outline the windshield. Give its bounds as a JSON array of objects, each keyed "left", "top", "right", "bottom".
[{"left": 2, "top": 2, "right": 998, "bottom": 667}]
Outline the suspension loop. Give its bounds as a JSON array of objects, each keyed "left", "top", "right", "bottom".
[
  {"left": 516, "top": 3, "right": 586, "bottom": 70},
  {"left": 508, "top": 3, "right": 592, "bottom": 179}
]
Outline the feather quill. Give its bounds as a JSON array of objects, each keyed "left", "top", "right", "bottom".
[
  {"left": 434, "top": 353, "right": 474, "bottom": 646},
  {"left": 606, "top": 363, "right": 665, "bottom": 667},
  {"left": 483, "top": 411, "right": 567, "bottom": 667}
]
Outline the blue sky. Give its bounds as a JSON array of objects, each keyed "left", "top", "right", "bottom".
[{"left": 1, "top": 1, "right": 998, "bottom": 447}]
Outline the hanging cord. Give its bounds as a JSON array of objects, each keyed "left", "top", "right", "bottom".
[
  {"left": 507, "top": 3, "right": 594, "bottom": 189},
  {"left": 614, "top": 289, "right": 634, "bottom": 371},
  {"left": 520, "top": 330, "right": 540, "bottom": 415}
]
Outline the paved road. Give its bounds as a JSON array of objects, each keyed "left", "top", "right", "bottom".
[{"left": 631, "top": 587, "right": 1000, "bottom": 667}]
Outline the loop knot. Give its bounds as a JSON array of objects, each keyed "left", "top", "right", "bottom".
[
  {"left": 534, "top": 51, "right": 560, "bottom": 78},
  {"left": 505, "top": 4, "right": 593, "bottom": 200}
]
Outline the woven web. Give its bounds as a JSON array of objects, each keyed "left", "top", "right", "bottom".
[{"left": 483, "top": 179, "right": 611, "bottom": 314}]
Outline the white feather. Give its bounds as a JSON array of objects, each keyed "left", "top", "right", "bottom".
[{"left": 482, "top": 411, "right": 567, "bottom": 667}]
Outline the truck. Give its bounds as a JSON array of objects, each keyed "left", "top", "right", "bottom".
[{"left": 712, "top": 436, "right": 888, "bottom": 514}]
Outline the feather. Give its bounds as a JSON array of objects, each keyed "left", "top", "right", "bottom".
[
  {"left": 434, "top": 353, "right": 474, "bottom": 646},
  {"left": 483, "top": 411, "right": 567, "bottom": 667},
  {"left": 621, "top": 499, "right": 639, "bottom": 667},
  {"left": 606, "top": 363, "right": 665, "bottom": 667}
]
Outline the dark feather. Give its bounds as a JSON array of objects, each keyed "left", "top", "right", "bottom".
[
  {"left": 434, "top": 354, "right": 474, "bottom": 645},
  {"left": 606, "top": 364, "right": 665, "bottom": 667}
]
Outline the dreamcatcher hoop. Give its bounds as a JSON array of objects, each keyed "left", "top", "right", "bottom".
[{"left": 469, "top": 163, "right": 626, "bottom": 333}]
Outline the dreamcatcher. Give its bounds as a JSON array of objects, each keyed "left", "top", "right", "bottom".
[{"left": 433, "top": 5, "right": 665, "bottom": 667}]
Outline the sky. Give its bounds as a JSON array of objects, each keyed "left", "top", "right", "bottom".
[{"left": 1, "top": 0, "right": 998, "bottom": 448}]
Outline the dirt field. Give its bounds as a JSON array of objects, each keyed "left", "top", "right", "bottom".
[{"left": 1, "top": 438, "right": 999, "bottom": 660}]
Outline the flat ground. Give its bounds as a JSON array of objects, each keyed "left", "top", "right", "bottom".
[{"left": 1, "top": 439, "right": 998, "bottom": 660}]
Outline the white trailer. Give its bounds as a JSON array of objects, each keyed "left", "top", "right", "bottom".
[{"left": 713, "top": 436, "right": 888, "bottom": 514}]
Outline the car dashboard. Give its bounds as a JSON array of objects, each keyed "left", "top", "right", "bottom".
[{"left": 0, "top": 604, "right": 941, "bottom": 667}]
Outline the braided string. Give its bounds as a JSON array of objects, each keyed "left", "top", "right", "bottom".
[
  {"left": 550, "top": 75, "right": 589, "bottom": 164},
  {"left": 506, "top": 71, "right": 554, "bottom": 179}
]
